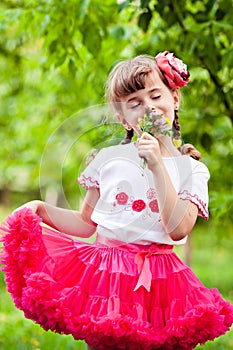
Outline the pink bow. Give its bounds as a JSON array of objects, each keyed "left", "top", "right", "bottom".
[{"left": 134, "top": 247, "right": 173, "bottom": 292}]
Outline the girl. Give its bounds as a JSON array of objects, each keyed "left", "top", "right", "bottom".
[{"left": 1, "top": 51, "right": 233, "bottom": 350}]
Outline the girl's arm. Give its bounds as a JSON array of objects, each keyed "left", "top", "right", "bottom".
[
  {"left": 138, "top": 133, "right": 198, "bottom": 241},
  {"left": 17, "top": 187, "right": 99, "bottom": 238},
  {"left": 151, "top": 162, "right": 198, "bottom": 240}
]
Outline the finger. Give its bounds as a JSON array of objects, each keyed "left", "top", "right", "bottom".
[
  {"left": 12, "top": 202, "right": 36, "bottom": 214},
  {"left": 137, "top": 145, "right": 155, "bottom": 152},
  {"left": 138, "top": 137, "right": 157, "bottom": 145},
  {"left": 139, "top": 132, "right": 155, "bottom": 140},
  {"left": 138, "top": 139, "right": 159, "bottom": 149}
]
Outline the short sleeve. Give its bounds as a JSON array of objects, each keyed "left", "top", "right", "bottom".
[
  {"left": 178, "top": 160, "right": 210, "bottom": 220},
  {"left": 77, "top": 149, "right": 105, "bottom": 190}
]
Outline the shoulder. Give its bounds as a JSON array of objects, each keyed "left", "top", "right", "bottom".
[
  {"left": 189, "top": 157, "right": 210, "bottom": 178},
  {"left": 164, "top": 155, "right": 210, "bottom": 182},
  {"left": 83, "top": 143, "right": 133, "bottom": 171},
  {"left": 93, "top": 143, "right": 133, "bottom": 160},
  {"left": 171, "top": 155, "right": 210, "bottom": 174},
  {"left": 102, "top": 142, "right": 132, "bottom": 154}
]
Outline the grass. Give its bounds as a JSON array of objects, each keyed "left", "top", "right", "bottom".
[
  {"left": 0, "top": 207, "right": 232, "bottom": 349},
  {"left": 175, "top": 222, "right": 233, "bottom": 349},
  {"left": 0, "top": 277, "right": 86, "bottom": 350}
]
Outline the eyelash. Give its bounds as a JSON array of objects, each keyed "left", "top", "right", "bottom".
[
  {"left": 131, "top": 103, "right": 140, "bottom": 109},
  {"left": 130, "top": 96, "right": 161, "bottom": 109}
]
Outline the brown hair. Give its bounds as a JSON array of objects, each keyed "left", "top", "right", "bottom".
[
  {"left": 106, "top": 55, "right": 166, "bottom": 107},
  {"left": 106, "top": 55, "right": 201, "bottom": 160}
]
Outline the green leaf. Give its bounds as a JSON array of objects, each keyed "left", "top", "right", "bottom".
[
  {"left": 138, "top": 9, "right": 152, "bottom": 32},
  {"left": 109, "top": 25, "right": 125, "bottom": 40},
  {"left": 140, "top": 0, "right": 150, "bottom": 9},
  {"left": 200, "top": 132, "right": 213, "bottom": 152},
  {"left": 81, "top": 18, "right": 102, "bottom": 55},
  {"left": 118, "top": 0, "right": 131, "bottom": 12},
  {"left": 75, "top": 0, "right": 91, "bottom": 20},
  {"left": 68, "top": 58, "right": 76, "bottom": 75}
]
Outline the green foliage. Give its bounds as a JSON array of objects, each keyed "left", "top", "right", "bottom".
[
  {"left": 0, "top": 0, "right": 232, "bottom": 237},
  {"left": 0, "top": 287, "right": 86, "bottom": 350}
]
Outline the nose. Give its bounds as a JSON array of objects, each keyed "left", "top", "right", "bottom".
[
  {"left": 144, "top": 104, "right": 156, "bottom": 112},
  {"left": 142, "top": 98, "right": 156, "bottom": 111}
]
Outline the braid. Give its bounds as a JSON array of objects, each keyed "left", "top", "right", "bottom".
[
  {"left": 120, "top": 128, "right": 134, "bottom": 144},
  {"left": 180, "top": 143, "right": 201, "bottom": 160},
  {"left": 173, "top": 110, "right": 202, "bottom": 160},
  {"left": 172, "top": 110, "right": 181, "bottom": 141}
]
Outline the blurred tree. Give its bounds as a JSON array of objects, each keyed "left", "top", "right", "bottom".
[
  {"left": 0, "top": 0, "right": 232, "bottom": 236},
  {"left": 134, "top": 0, "right": 233, "bottom": 236}
]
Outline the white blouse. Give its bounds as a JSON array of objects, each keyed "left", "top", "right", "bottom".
[{"left": 78, "top": 143, "right": 210, "bottom": 245}]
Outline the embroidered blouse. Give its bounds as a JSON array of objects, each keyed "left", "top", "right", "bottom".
[{"left": 78, "top": 143, "right": 210, "bottom": 245}]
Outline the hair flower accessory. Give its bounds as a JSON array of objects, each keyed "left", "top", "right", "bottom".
[{"left": 155, "top": 51, "right": 190, "bottom": 89}]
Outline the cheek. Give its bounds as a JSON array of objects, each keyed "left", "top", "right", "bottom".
[
  {"left": 161, "top": 99, "right": 175, "bottom": 122},
  {"left": 166, "top": 95, "right": 176, "bottom": 112},
  {"left": 126, "top": 109, "right": 145, "bottom": 126},
  {"left": 168, "top": 109, "right": 175, "bottom": 125}
]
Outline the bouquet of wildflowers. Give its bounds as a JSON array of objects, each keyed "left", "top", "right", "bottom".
[
  {"left": 136, "top": 108, "right": 172, "bottom": 137},
  {"left": 136, "top": 108, "right": 172, "bottom": 167}
]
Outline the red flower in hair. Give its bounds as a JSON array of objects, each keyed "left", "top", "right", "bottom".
[
  {"left": 132, "top": 199, "right": 146, "bottom": 212},
  {"left": 155, "top": 51, "right": 190, "bottom": 89}
]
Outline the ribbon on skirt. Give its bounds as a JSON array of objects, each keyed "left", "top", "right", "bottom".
[{"left": 96, "top": 234, "right": 173, "bottom": 292}]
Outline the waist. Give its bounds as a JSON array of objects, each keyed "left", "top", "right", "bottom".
[
  {"left": 95, "top": 225, "right": 187, "bottom": 245},
  {"left": 96, "top": 233, "right": 173, "bottom": 254},
  {"left": 96, "top": 234, "right": 174, "bottom": 292}
]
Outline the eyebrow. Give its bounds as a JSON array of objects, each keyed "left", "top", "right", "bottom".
[
  {"left": 148, "top": 88, "right": 161, "bottom": 93},
  {"left": 126, "top": 97, "right": 139, "bottom": 103}
]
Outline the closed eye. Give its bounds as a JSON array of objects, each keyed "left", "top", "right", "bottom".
[
  {"left": 127, "top": 101, "right": 141, "bottom": 109},
  {"left": 131, "top": 102, "right": 140, "bottom": 109},
  {"left": 152, "top": 95, "right": 161, "bottom": 100}
]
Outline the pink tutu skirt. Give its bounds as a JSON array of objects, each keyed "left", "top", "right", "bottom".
[{"left": 1, "top": 208, "right": 233, "bottom": 350}]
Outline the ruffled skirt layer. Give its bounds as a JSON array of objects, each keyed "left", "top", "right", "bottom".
[{"left": 1, "top": 208, "right": 233, "bottom": 350}]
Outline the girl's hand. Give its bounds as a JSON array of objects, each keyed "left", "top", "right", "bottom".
[
  {"left": 13, "top": 200, "right": 42, "bottom": 215},
  {"left": 137, "top": 132, "right": 163, "bottom": 171}
]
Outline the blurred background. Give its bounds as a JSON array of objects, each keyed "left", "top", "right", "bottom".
[{"left": 0, "top": 0, "right": 232, "bottom": 349}]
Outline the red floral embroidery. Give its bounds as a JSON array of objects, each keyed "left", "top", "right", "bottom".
[
  {"left": 149, "top": 200, "right": 159, "bottom": 213},
  {"left": 132, "top": 199, "right": 146, "bottom": 212},
  {"left": 146, "top": 188, "right": 157, "bottom": 200},
  {"left": 115, "top": 192, "right": 129, "bottom": 205}
]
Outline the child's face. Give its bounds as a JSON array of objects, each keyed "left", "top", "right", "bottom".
[{"left": 117, "top": 70, "right": 179, "bottom": 132}]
